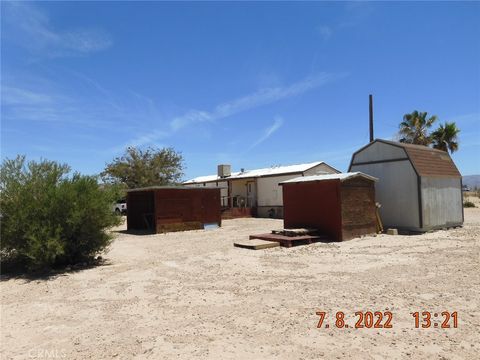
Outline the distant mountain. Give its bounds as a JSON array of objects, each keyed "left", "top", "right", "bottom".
[{"left": 463, "top": 175, "right": 480, "bottom": 189}]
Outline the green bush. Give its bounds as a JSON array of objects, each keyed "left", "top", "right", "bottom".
[
  {"left": 1, "top": 156, "right": 121, "bottom": 271},
  {"left": 463, "top": 201, "right": 475, "bottom": 208}
]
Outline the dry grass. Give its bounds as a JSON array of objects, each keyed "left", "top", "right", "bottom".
[{"left": 464, "top": 191, "right": 480, "bottom": 207}]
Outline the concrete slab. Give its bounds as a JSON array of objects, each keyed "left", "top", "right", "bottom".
[{"left": 234, "top": 239, "right": 280, "bottom": 250}]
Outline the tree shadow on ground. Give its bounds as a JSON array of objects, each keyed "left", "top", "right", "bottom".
[
  {"left": 0, "top": 258, "right": 113, "bottom": 282},
  {"left": 113, "top": 229, "right": 155, "bottom": 236}
]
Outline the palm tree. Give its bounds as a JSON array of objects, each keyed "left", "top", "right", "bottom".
[
  {"left": 431, "top": 122, "right": 460, "bottom": 153},
  {"left": 399, "top": 111, "right": 437, "bottom": 145}
]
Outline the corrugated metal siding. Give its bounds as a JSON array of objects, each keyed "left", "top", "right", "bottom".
[
  {"left": 421, "top": 177, "right": 463, "bottom": 229},
  {"left": 349, "top": 140, "right": 463, "bottom": 231},
  {"left": 352, "top": 141, "right": 407, "bottom": 163},
  {"left": 350, "top": 160, "right": 421, "bottom": 230}
]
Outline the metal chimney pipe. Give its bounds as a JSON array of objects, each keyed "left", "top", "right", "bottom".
[{"left": 369, "top": 94, "right": 374, "bottom": 142}]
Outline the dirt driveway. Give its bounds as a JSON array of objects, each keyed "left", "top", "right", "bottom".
[{"left": 2, "top": 210, "right": 479, "bottom": 359}]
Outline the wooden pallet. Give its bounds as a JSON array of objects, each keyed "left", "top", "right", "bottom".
[
  {"left": 249, "top": 233, "right": 331, "bottom": 248},
  {"left": 234, "top": 239, "right": 280, "bottom": 250},
  {"left": 271, "top": 228, "right": 319, "bottom": 237}
]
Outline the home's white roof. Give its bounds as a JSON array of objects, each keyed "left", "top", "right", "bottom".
[
  {"left": 279, "top": 172, "right": 378, "bottom": 185},
  {"left": 183, "top": 161, "right": 326, "bottom": 184},
  {"left": 183, "top": 174, "right": 235, "bottom": 183}
]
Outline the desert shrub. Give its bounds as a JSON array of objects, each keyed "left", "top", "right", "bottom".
[
  {"left": 463, "top": 201, "right": 475, "bottom": 208},
  {"left": 1, "top": 156, "right": 121, "bottom": 271}
]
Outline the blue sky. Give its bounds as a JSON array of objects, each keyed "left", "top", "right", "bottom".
[{"left": 1, "top": 1, "right": 479, "bottom": 179}]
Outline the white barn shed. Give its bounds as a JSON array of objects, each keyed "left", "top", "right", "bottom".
[{"left": 349, "top": 139, "right": 463, "bottom": 232}]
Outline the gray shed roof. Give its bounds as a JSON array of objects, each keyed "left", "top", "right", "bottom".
[{"left": 280, "top": 172, "right": 378, "bottom": 185}]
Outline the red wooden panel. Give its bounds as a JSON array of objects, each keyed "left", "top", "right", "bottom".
[
  {"left": 154, "top": 188, "right": 221, "bottom": 232},
  {"left": 282, "top": 180, "right": 343, "bottom": 241},
  {"left": 127, "top": 188, "right": 221, "bottom": 233}
]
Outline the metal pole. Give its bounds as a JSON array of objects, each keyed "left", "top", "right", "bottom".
[{"left": 369, "top": 94, "right": 374, "bottom": 142}]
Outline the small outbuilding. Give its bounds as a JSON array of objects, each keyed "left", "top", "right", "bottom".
[
  {"left": 127, "top": 186, "right": 221, "bottom": 233},
  {"left": 349, "top": 139, "right": 463, "bottom": 232},
  {"left": 280, "top": 172, "right": 379, "bottom": 241}
]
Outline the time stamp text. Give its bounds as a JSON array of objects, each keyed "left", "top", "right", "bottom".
[{"left": 316, "top": 311, "right": 458, "bottom": 329}]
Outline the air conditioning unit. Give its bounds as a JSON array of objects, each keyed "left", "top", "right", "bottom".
[{"left": 217, "top": 164, "right": 231, "bottom": 178}]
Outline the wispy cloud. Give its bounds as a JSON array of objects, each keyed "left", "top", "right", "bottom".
[
  {"left": 1, "top": 86, "right": 54, "bottom": 106},
  {"left": 2, "top": 70, "right": 346, "bottom": 155},
  {"left": 1, "top": 67, "right": 174, "bottom": 159},
  {"left": 170, "top": 73, "right": 338, "bottom": 131},
  {"left": 1, "top": 83, "right": 113, "bottom": 128},
  {"left": 249, "top": 116, "right": 284, "bottom": 150},
  {"left": 2, "top": 1, "right": 112, "bottom": 57},
  {"left": 124, "top": 72, "right": 345, "bottom": 149},
  {"left": 1, "top": 71, "right": 161, "bottom": 132}
]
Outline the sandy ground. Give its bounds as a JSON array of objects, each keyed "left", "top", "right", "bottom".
[{"left": 1, "top": 210, "right": 479, "bottom": 360}]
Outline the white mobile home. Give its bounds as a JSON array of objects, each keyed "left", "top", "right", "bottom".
[
  {"left": 183, "top": 162, "right": 339, "bottom": 218},
  {"left": 349, "top": 139, "right": 463, "bottom": 232}
]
